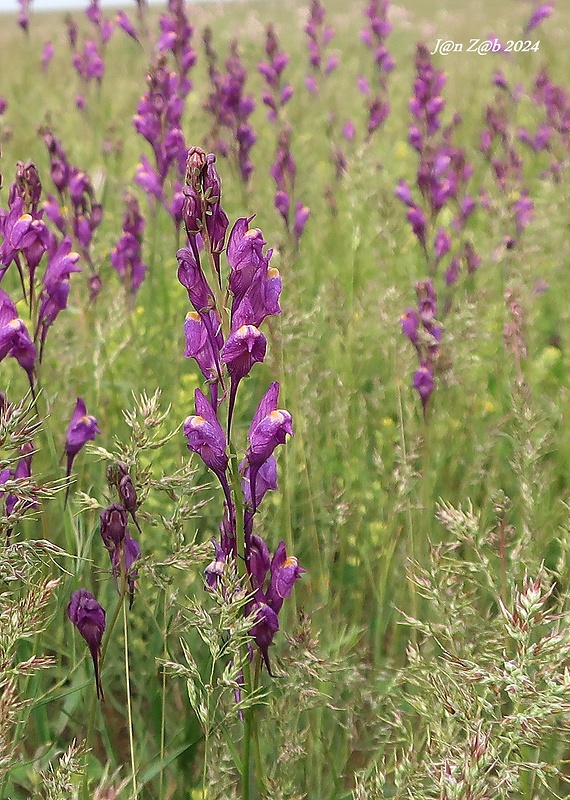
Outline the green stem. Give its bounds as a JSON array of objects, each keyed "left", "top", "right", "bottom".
[
  {"left": 228, "top": 444, "right": 259, "bottom": 800},
  {"left": 159, "top": 593, "right": 168, "bottom": 800},
  {"left": 123, "top": 600, "right": 138, "bottom": 799},
  {"left": 397, "top": 386, "right": 418, "bottom": 641}
]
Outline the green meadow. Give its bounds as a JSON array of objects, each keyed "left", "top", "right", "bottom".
[{"left": 2, "top": 0, "right": 570, "bottom": 797}]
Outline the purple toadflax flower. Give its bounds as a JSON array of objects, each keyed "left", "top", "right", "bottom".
[
  {"left": 360, "top": 0, "right": 394, "bottom": 140},
  {"left": 64, "top": 397, "right": 100, "bottom": 502},
  {"left": 203, "top": 35, "right": 257, "bottom": 184},
  {"left": 100, "top": 503, "right": 141, "bottom": 608},
  {"left": 184, "top": 388, "right": 232, "bottom": 507},
  {"left": 304, "top": 0, "right": 336, "bottom": 94},
  {"left": 110, "top": 194, "right": 147, "bottom": 297},
  {"left": 0, "top": 287, "right": 36, "bottom": 390},
  {"left": 67, "top": 589, "right": 106, "bottom": 699},
  {"left": 247, "top": 538, "right": 305, "bottom": 671},
  {"left": 41, "top": 41, "right": 54, "bottom": 72},
  {"left": 400, "top": 279, "right": 442, "bottom": 416},
  {"left": 524, "top": 3, "right": 554, "bottom": 35},
  {"left": 244, "top": 382, "right": 293, "bottom": 512},
  {"left": 270, "top": 126, "right": 310, "bottom": 247},
  {"left": 258, "top": 24, "right": 293, "bottom": 123}
]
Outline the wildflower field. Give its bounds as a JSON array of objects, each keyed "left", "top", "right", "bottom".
[{"left": 2, "top": 0, "right": 570, "bottom": 796}]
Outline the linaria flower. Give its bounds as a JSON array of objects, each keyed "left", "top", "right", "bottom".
[
  {"left": 245, "top": 382, "right": 292, "bottom": 510},
  {"left": 0, "top": 288, "right": 36, "bottom": 388},
  {"left": 65, "top": 397, "right": 100, "bottom": 500},
  {"left": 67, "top": 589, "right": 106, "bottom": 700}
]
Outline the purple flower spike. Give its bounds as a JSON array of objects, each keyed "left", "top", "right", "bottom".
[
  {"left": 525, "top": 3, "right": 554, "bottom": 35},
  {"left": 67, "top": 589, "right": 106, "bottom": 700},
  {"left": 64, "top": 397, "right": 100, "bottom": 502}
]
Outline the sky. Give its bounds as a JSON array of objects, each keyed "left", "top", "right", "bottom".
[{"left": 0, "top": 0, "right": 218, "bottom": 11}]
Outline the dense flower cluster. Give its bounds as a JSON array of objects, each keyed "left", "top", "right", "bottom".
[
  {"left": 179, "top": 147, "right": 303, "bottom": 669},
  {"left": 0, "top": 160, "right": 88, "bottom": 382},
  {"left": 203, "top": 35, "right": 256, "bottom": 184}
]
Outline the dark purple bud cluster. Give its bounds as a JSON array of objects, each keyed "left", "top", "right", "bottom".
[
  {"left": 258, "top": 24, "right": 293, "bottom": 123},
  {"left": 270, "top": 126, "right": 310, "bottom": 248},
  {"left": 100, "top": 475, "right": 142, "bottom": 609},
  {"left": 180, "top": 148, "right": 302, "bottom": 670},
  {"left": 359, "top": 0, "right": 394, "bottom": 140},
  {"left": 203, "top": 36, "right": 257, "bottom": 184},
  {"left": 304, "top": 0, "right": 337, "bottom": 94},
  {"left": 66, "top": 460, "right": 142, "bottom": 699},
  {"left": 400, "top": 279, "right": 442, "bottom": 415},
  {"left": 110, "top": 194, "right": 147, "bottom": 297}
]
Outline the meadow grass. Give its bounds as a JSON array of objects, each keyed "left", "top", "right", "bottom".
[{"left": 1, "top": 0, "right": 570, "bottom": 797}]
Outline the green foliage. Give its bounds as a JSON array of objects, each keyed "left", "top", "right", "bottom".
[{"left": 1, "top": 0, "right": 570, "bottom": 797}]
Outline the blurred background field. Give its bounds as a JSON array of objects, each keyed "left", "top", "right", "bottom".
[{"left": 2, "top": 0, "right": 570, "bottom": 797}]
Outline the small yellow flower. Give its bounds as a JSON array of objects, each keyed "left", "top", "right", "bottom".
[{"left": 394, "top": 141, "right": 408, "bottom": 160}]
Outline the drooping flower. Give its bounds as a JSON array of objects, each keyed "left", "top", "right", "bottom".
[
  {"left": 67, "top": 589, "right": 106, "bottom": 700},
  {"left": 245, "top": 382, "right": 293, "bottom": 510},
  {"left": 184, "top": 388, "right": 228, "bottom": 479},
  {"left": 0, "top": 288, "right": 36, "bottom": 389},
  {"left": 64, "top": 397, "right": 100, "bottom": 501}
]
